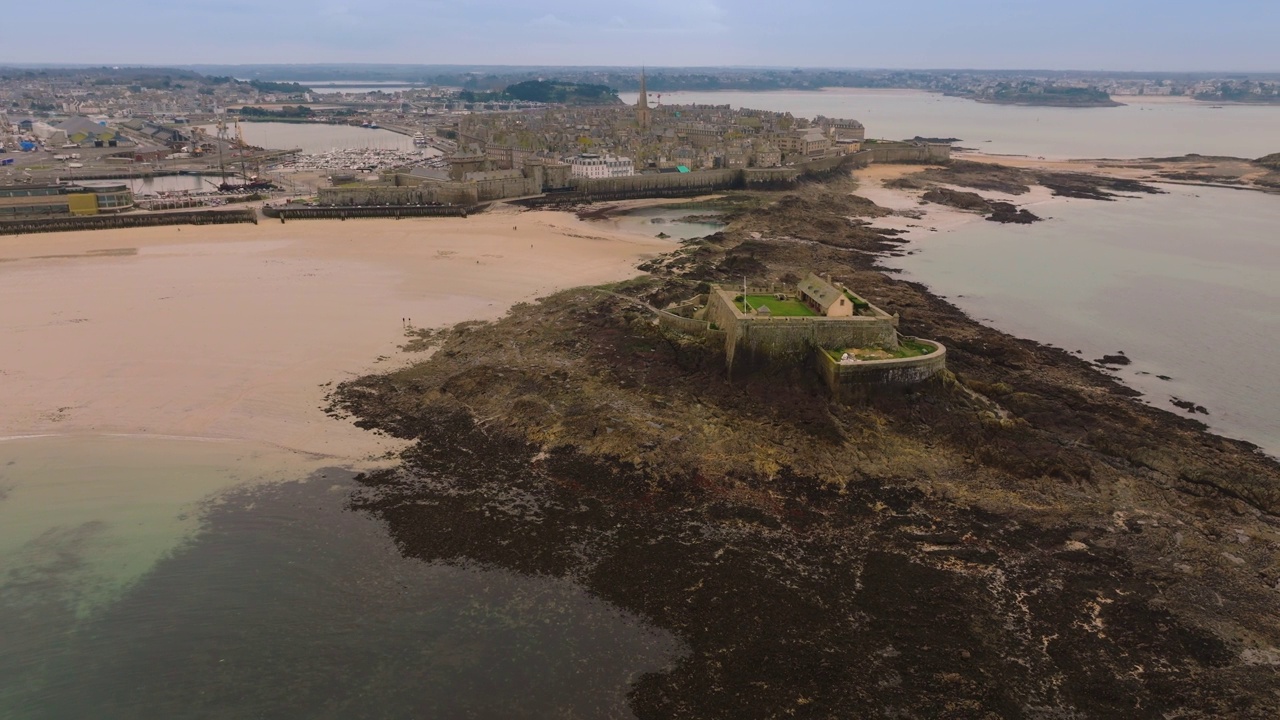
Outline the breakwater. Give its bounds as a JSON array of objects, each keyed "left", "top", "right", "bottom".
[
  {"left": 0, "top": 208, "right": 258, "bottom": 236},
  {"left": 58, "top": 170, "right": 226, "bottom": 181},
  {"left": 262, "top": 205, "right": 468, "bottom": 220}
]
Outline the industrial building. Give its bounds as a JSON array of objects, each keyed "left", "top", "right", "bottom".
[{"left": 0, "top": 183, "right": 134, "bottom": 219}]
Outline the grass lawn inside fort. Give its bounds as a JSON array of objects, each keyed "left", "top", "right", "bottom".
[{"left": 735, "top": 294, "right": 817, "bottom": 317}]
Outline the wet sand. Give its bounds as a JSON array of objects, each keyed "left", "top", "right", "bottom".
[{"left": 0, "top": 209, "right": 671, "bottom": 462}]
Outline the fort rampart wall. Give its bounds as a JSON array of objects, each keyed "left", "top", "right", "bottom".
[
  {"left": 814, "top": 341, "right": 948, "bottom": 399},
  {"left": 705, "top": 289, "right": 898, "bottom": 368},
  {"left": 654, "top": 309, "right": 726, "bottom": 341}
]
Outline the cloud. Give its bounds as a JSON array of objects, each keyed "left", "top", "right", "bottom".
[{"left": 531, "top": 14, "right": 572, "bottom": 29}]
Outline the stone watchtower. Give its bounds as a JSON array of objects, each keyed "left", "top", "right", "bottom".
[{"left": 636, "top": 68, "right": 652, "bottom": 130}]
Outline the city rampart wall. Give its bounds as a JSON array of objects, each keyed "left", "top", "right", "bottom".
[
  {"left": 865, "top": 143, "right": 952, "bottom": 164},
  {"left": 473, "top": 174, "right": 540, "bottom": 201},
  {"left": 794, "top": 153, "right": 856, "bottom": 176},
  {"left": 317, "top": 150, "right": 920, "bottom": 210},
  {"left": 572, "top": 168, "right": 740, "bottom": 196}
]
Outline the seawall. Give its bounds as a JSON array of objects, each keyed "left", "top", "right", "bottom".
[{"left": 0, "top": 208, "right": 258, "bottom": 236}]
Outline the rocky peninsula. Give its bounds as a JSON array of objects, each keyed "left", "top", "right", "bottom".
[{"left": 329, "top": 172, "right": 1280, "bottom": 718}]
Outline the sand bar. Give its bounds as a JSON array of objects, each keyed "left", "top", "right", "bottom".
[{"left": 0, "top": 208, "right": 672, "bottom": 462}]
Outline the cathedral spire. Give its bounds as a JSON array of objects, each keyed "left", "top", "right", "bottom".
[{"left": 637, "top": 67, "right": 651, "bottom": 129}]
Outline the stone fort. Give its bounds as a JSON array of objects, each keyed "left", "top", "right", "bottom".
[{"left": 657, "top": 273, "right": 947, "bottom": 397}]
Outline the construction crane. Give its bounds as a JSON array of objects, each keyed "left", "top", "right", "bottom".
[{"left": 188, "top": 126, "right": 206, "bottom": 156}]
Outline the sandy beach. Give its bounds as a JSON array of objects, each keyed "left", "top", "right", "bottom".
[{"left": 0, "top": 208, "right": 671, "bottom": 462}]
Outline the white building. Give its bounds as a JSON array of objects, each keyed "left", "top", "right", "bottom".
[{"left": 568, "top": 153, "right": 635, "bottom": 179}]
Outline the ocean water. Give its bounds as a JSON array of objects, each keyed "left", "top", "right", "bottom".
[
  {"left": 0, "top": 437, "right": 681, "bottom": 719},
  {"left": 884, "top": 184, "right": 1280, "bottom": 456},
  {"left": 620, "top": 88, "right": 1280, "bottom": 159}
]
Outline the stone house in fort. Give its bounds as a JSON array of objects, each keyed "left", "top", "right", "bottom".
[{"left": 798, "top": 273, "right": 855, "bottom": 317}]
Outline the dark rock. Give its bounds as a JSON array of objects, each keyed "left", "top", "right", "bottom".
[
  {"left": 986, "top": 202, "right": 1042, "bottom": 224},
  {"left": 922, "top": 187, "right": 993, "bottom": 213},
  {"left": 1171, "top": 397, "right": 1210, "bottom": 415}
]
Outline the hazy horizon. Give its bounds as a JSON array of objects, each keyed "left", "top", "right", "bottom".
[
  {"left": 3, "top": 1, "right": 1277, "bottom": 73},
  {"left": 4, "top": 63, "right": 1279, "bottom": 78}
]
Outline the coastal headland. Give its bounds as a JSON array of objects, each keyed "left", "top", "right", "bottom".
[{"left": 326, "top": 167, "right": 1280, "bottom": 716}]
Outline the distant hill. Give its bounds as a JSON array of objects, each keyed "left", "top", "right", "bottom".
[
  {"left": 1256, "top": 153, "right": 1280, "bottom": 169},
  {"left": 970, "top": 83, "right": 1120, "bottom": 108},
  {"left": 502, "top": 80, "right": 620, "bottom": 105}
]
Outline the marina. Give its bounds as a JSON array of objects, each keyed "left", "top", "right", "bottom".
[{"left": 271, "top": 146, "right": 439, "bottom": 174}]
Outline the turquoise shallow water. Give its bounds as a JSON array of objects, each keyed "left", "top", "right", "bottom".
[
  {"left": 885, "top": 184, "right": 1280, "bottom": 456},
  {"left": 610, "top": 207, "right": 726, "bottom": 241},
  {"left": 0, "top": 438, "right": 682, "bottom": 719}
]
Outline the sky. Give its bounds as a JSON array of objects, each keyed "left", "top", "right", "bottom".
[{"left": 3, "top": 0, "right": 1277, "bottom": 72}]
